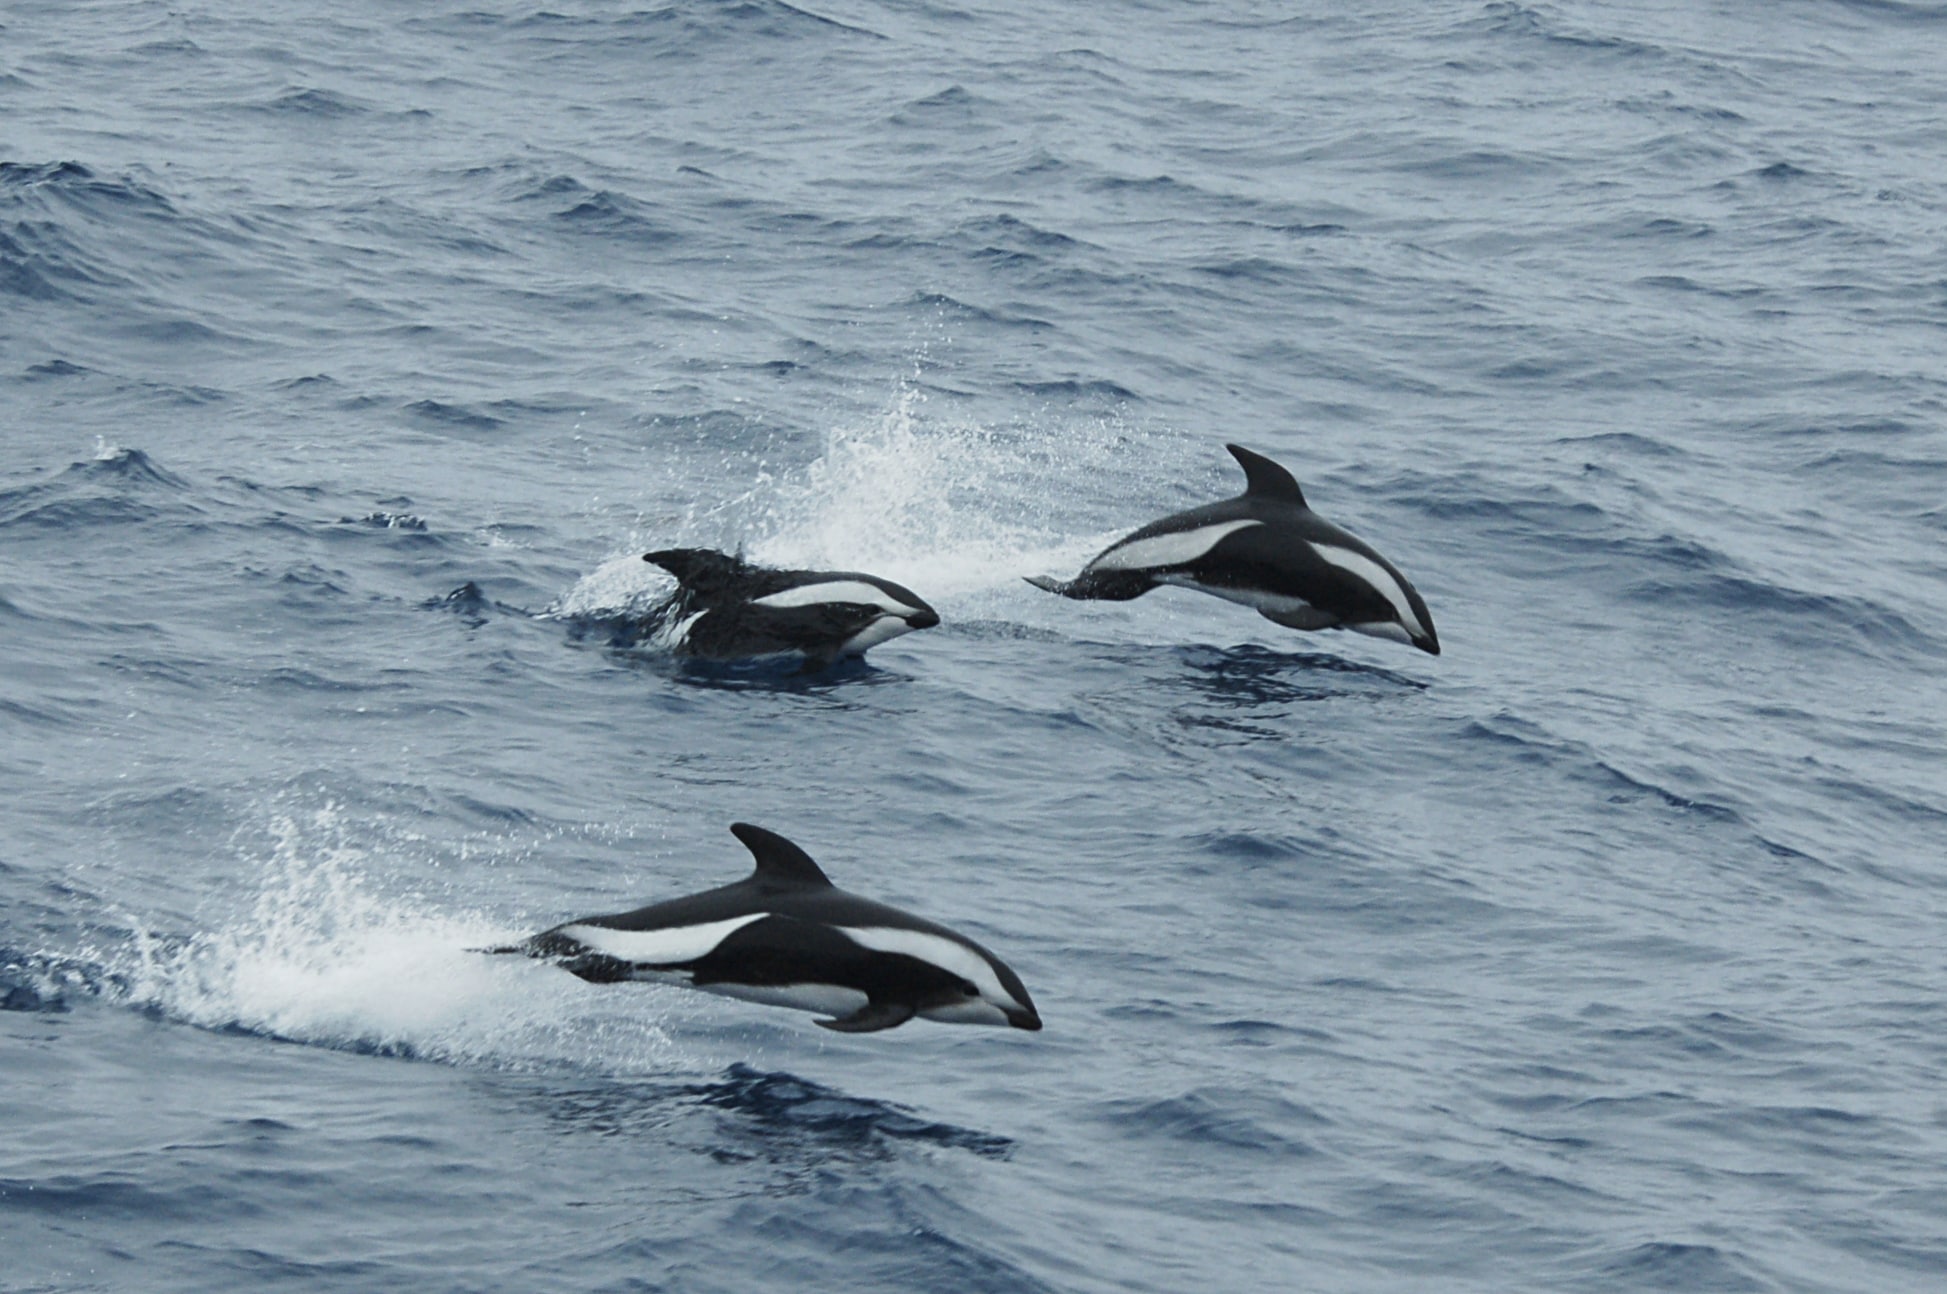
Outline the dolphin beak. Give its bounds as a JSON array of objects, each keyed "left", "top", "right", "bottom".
[
  {"left": 1007, "top": 1005, "right": 1042, "bottom": 1032},
  {"left": 906, "top": 608, "right": 941, "bottom": 630},
  {"left": 1414, "top": 627, "right": 1440, "bottom": 656}
]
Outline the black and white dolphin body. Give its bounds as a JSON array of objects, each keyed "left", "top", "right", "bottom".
[
  {"left": 499, "top": 823, "right": 1041, "bottom": 1034},
  {"left": 1028, "top": 444, "right": 1440, "bottom": 654},
  {"left": 643, "top": 548, "right": 940, "bottom": 668}
]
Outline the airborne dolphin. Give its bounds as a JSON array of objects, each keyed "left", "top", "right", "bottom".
[
  {"left": 497, "top": 823, "right": 1041, "bottom": 1034},
  {"left": 643, "top": 548, "right": 940, "bottom": 669},
  {"left": 1028, "top": 444, "right": 1440, "bottom": 654}
]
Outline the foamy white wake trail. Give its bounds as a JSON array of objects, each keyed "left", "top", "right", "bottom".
[
  {"left": 110, "top": 811, "right": 680, "bottom": 1072},
  {"left": 553, "top": 381, "right": 1157, "bottom": 627},
  {"left": 739, "top": 385, "right": 1145, "bottom": 623}
]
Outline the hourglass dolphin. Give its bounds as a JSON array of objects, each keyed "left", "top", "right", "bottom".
[
  {"left": 494, "top": 823, "right": 1041, "bottom": 1034},
  {"left": 1028, "top": 444, "right": 1439, "bottom": 654},
  {"left": 643, "top": 548, "right": 939, "bottom": 668}
]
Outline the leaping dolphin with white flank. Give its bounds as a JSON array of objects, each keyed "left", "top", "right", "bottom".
[
  {"left": 643, "top": 548, "right": 940, "bottom": 669},
  {"left": 1027, "top": 443, "right": 1440, "bottom": 654},
  {"left": 493, "top": 823, "right": 1041, "bottom": 1034}
]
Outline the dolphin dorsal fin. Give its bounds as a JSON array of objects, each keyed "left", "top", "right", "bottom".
[
  {"left": 730, "top": 823, "right": 834, "bottom": 889},
  {"left": 643, "top": 548, "right": 751, "bottom": 592},
  {"left": 1225, "top": 444, "right": 1307, "bottom": 507}
]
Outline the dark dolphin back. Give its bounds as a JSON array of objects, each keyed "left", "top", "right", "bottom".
[
  {"left": 562, "top": 824, "right": 834, "bottom": 934},
  {"left": 758, "top": 566, "right": 935, "bottom": 617},
  {"left": 850, "top": 571, "right": 935, "bottom": 616},
  {"left": 644, "top": 550, "right": 932, "bottom": 618},
  {"left": 643, "top": 548, "right": 753, "bottom": 595}
]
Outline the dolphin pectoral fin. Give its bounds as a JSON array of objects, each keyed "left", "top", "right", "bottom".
[
  {"left": 1259, "top": 605, "right": 1341, "bottom": 631},
  {"left": 794, "top": 649, "right": 840, "bottom": 675},
  {"left": 1024, "top": 574, "right": 1071, "bottom": 595},
  {"left": 815, "top": 1001, "right": 918, "bottom": 1033}
]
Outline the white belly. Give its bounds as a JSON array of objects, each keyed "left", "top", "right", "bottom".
[
  {"left": 693, "top": 981, "right": 872, "bottom": 1017},
  {"left": 840, "top": 614, "right": 919, "bottom": 656},
  {"left": 919, "top": 998, "right": 1011, "bottom": 1027},
  {"left": 1156, "top": 572, "right": 1316, "bottom": 616}
]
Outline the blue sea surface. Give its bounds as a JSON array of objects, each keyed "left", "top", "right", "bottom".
[{"left": 4, "top": 2, "right": 1946, "bottom": 1290}]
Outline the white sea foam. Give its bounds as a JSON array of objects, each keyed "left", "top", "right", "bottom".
[
  {"left": 550, "top": 378, "right": 1224, "bottom": 640},
  {"left": 740, "top": 382, "right": 1127, "bottom": 606},
  {"left": 106, "top": 809, "right": 682, "bottom": 1073},
  {"left": 549, "top": 549, "right": 674, "bottom": 621}
]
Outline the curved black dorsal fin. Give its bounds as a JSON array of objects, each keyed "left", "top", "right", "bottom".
[
  {"left": 643, "top": 547, "right": 750, "bottom": 591},
  {"left": 1225, "top": 444, "right": 1307, "bottom": 507},
  {"left": 730, "top": 823, "right": 834, "bottom": 889}
]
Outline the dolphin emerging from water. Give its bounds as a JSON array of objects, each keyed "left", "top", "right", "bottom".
[{"left": 643, "top": 548, "right": 940, "bottom": 669}]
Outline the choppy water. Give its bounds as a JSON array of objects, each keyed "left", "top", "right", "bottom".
[{"left": 5, "top": 2, "right": 1947, "bottom": 1291}]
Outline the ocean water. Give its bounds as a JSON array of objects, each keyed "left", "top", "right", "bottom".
[{"left": 4, "top": 1, "right": 1946, "bottom": 1290}]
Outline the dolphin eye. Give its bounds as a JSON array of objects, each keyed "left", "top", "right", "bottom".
[{"left": 959, "top": 980, "right": 980, "bottom": 997}]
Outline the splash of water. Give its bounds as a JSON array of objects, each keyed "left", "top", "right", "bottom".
[
  {"left": 549, "top": 549, "right": 673, "bottom": 622},
  {"left": 553, "top": 378, "right": 1170, "bottom": 629},
  {"left": 745, "top": 384, "right": 1111, "bottom": 597},
  {"left": 106, "top": 808, "right": 682, "bottom": 1072}
]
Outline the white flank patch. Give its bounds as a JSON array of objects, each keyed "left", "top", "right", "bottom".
[
  {"left": 839, "top": 615, "right": 920, "bottom": 656},
  {"left": 655, "top": 608, "right": 708, "bottom": 650},
  {"left": 1089, "top": 519, "right": 1262, "bottom": 573},
  {"left": 697, "top": 981, "right": 871, "bottom": 1017},
  {"left": 1348, "top": 620, "right": 1415, "bottom": 645},
  {"left": 837, "top": 926, "right": 1020, "bottom": 1011},
  {"left": 1310, "top": 544, "right": 1429, "bottom": 640},
  {"left": 561, "top": 912, "right": 768, "bottom": 966},
  {"left": 1156, "top": 572, "right": 1317, "bottom": 616},
  {"left": 919, "top": 998, "right": 1012, "bottom": 1026},
  {"left": 752, "top": 580, "right": 919, "bottom": 616}
]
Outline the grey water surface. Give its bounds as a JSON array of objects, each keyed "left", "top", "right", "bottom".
[{"left": 4, "top": 2, "right": 1946, "bottom": 1291}]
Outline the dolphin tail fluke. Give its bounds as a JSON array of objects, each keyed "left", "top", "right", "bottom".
[
  {"left": 815, "top": 1001, "right": 918, "bottom": 1033},
  {"left": 476, "top": 934, "right": 637, "bottom": 985},
  {"left": 474, "top": 932, "right": 561, "bottom": 957},
  {"left": 1025, "top": 571, "right": 1152, "bottom": 601}
]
